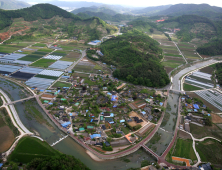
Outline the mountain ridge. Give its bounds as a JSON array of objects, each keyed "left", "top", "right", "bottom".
[{"left": 0, "top": 0, "right": 30, "bottom": 10}]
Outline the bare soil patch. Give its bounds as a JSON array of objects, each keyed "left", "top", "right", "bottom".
[
  {"left": 0, "top": 126, "right": 15, "bottom": 153},
  {"left": 165, "top": 67, "right": 174, "bottom": 74},
  {"left": 128, "top": 111, "right": 147, "bottom": 127},
  {"left": 178, "top": 130, "right": 192, "bottom": 139},
  {"left": 211, "top": 113, "right": 222, "bottom": 124},
  {"left": 200, "top": 66, "right": 214, "bottom": 74}
]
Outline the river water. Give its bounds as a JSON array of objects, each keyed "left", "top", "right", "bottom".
[
  {"left": 146, "top": 93, "right": 179, "bottom": 156},
  {"left": 0, "top": 78, "right": 156, "bottom": 170}
]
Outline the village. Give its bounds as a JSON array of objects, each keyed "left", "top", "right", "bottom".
[{"left": 38, "top": 68, "right": 168, "bottom": 152}]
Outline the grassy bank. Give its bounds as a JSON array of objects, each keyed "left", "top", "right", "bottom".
[{"left": 8, "top": 136, "right": 61, "bottom": 163}]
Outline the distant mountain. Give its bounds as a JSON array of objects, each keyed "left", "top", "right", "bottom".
[
  {"left": 0, "top": 0, "right": 30, "bottom": 10},
  {"left": 71, "top": 6, "right": 117, "bottom": 16},
  {"left": 47, "top": 1, "right": 103, "bottom": 8},
  {"left": 77, "top": 11, "right": 136, "bottom": 22},
  {"left": 156, "top": 4, "right": 222, "bottom": 19},
  {"left": 132, "top": 5, "right": 171, "bottom": 15}
]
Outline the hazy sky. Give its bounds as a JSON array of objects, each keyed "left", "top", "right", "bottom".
[{"left": 28, "top": 0, "right": 222, "bottom": 7}]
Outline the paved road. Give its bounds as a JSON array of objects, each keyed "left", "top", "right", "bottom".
[
  {"left": 172, "top": 59, "right": 219, "bottom": 90},
  {"left": 0, "top": 89, "right": 32, "bottom": 134}
]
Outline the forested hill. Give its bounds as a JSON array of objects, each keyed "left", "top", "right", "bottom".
[
  {"left": 100, "top": 30, "right": 170, "bottom": 87},
  {"left": 0, "top": 3, "right": 80, "bottom": 30},
  {"left": 77, "top": 11, "right": 136, "bottom": 22},
  {"left": 156, "top": 4, "right": 222, "bottom": 19},
  {"left": 0, "top": 4, "right": 118, "bottom": 41},
  {"left": 71, "top": 6, "right": 117, "bottom": 16},
  {"left": 0, "top": 0, "right": 30, "bottom": 10}
]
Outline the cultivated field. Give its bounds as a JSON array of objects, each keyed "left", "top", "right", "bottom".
[
  {"left": 61, "top": 52, "right": 81, "bottom": 62},
  {"left": 196, "top": 139, "right": 222, "bottom": 165},
  {"left": 52, "top": 81, "right": 72, "bottom": 88},
  {"left": 183, "top": 83, "right": 203, "bottom": 91},
  {"left": 190, "top": 123, "right": 222, "bottom": 141},
  {"left": 30, "top": 59, "right": 56, "bottom": 68},
  {"left": 172, "top": 138, "right": 197, "bottom": 161}
]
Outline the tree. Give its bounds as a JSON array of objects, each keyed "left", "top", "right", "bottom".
[{"left": 27, "top": 154, "right": 90, "bottom": 170}]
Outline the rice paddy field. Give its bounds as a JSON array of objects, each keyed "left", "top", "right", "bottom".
[{"left": 30, "top": 59, "right": 56, "bottom": 68}]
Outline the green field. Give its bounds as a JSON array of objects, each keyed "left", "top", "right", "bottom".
[
  {"left": 0, "top": 45, "right": 20, "bottom": 53},
  {"left": 38, "top": 48, "right": 54, "bottom": 53},
  {"left": 164, "top": 53, "right": 183, "bottom": 57},
  {"left": 33, "top": 43, "right": 46, "bottom": 47},
  {"left": 183, "top": 83, "right": 203, "bottom": 91},
  {"left": 32, "top": 51, "right": 48, "bottom": 55},
  {"left": 196, "top": 139, "right": 222, "bottom": 165},
  {"left": 172, "top": 138, "right": 197, "bottom": 161},
  {"left": 35, "top": 74, "right": 58, "bottom": 80},
  {"left": 30, "top": 59, "right": 56, "bottom": 68},
  {"left": 8, "top": 137, "right": 61, "bottom": 163},
  {"left": 52, "top": 81, "right": 72, "bottom": 88},
  {"left": 162, "top": 61, "right": 182, "bottom": 68},
  {"left": 51, "top": 50, "right": 68, "bottom": 56},
  {"left": 18, "top": 54, "right": 42, "bottom": 62},
  {"left": 60, "top": 45, "right": 74, "bottom": 50}
]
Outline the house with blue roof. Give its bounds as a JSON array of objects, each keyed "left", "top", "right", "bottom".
[{"left": 90, "top": 134, "right": 101, "bottom": 139}]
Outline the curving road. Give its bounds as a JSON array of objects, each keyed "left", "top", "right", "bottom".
[{"left": 172, "top": 59, "right": 219, "bottom": 90}]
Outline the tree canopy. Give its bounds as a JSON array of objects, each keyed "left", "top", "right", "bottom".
[
  {"left": 27, "top": 154, "right": 90, "bottom": 170},
  {"left": 100, "top": 30, "right": 170, "bottom": 87}
]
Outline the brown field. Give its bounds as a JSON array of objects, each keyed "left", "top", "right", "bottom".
[
  {"left": 186, "top": 92, "right": 221, "bottom": 113},
  {"left": 61, "top": 52, "right": 81, "bottom": 62},
  {"left": 178, "top": 130, "right": 192, "bottom": 139},
  {"left": 200, "top": 66, "right": 214, "bottom": 74},
  {"left": 190, "top": 123, "right": 222, "bottom": 141},
  {"left": 128, "top": 111, "right": 147, "bottom": 127},
  {"left": 0, "top": 126, "right": 15, "bottom": 153},
  {"left": 211, "top": 113, "right": 222, "bottom": 124},
  {"left": 136, "top": 123, "right": 155, "bottom": 136},
  {"left": 165, "top": 67, "right": 174, "bottom": 74},
  {"left": 72, "top": 72, "right": 89, "bottom": 78}
]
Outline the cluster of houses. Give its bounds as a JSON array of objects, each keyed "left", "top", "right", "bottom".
[
  {"left": 39, "top": 72, "right": 167, "bottom": 150},
  {"left": 180, "top": 95, "right": 211, "bottom": 132}
]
